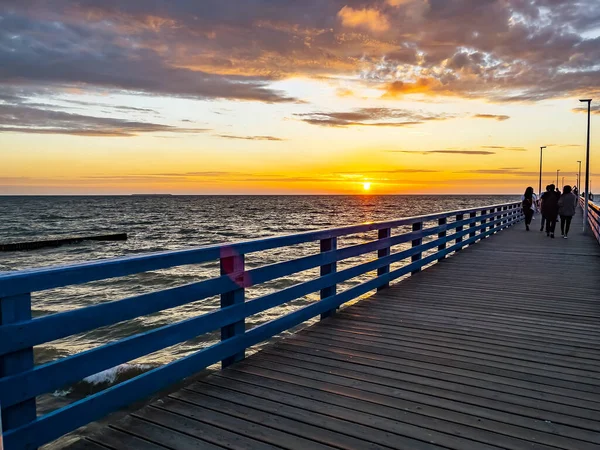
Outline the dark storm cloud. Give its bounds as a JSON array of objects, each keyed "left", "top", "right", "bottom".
[
  {"left": 1, "top": 0, "right": 599, "bottom": 104},
  {"left": 295, "top": 108, "right": 454, "bottom": 127}
]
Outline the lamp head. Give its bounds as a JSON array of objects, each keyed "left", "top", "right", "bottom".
[{"left": 579, "top": 99, "right": 592, "bottom": 103}]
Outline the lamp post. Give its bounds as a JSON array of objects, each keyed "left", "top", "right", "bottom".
[
  {"left": 562, "top": 176, "right": 565, "bottom": 190},
  {"left": 538, "top": 146, "right": 547, "bottom": 196},
  {"left": 580, "top": 99, "right": 592, "bottom": 232},
  {"left": 556, "top": 169, "right": 560, "bottom": 188},
  {"left": 578, "top": 160, "right": 582, "bottom": 195}
]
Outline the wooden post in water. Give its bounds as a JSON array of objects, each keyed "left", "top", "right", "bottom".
[
  {"left": 377, "top": 228, "right": 391, "bottom": 291},
  {"left": 320, "top": 237, "right": 337, "bottom": 319},
  {"left": 220, "top": 252, "right": 245, "bottom": 367},
  {"left": 437, "top": 217, "right": 447, "bottom": 261},
  {"left": 0, "top": 293, "right": 36, "bottom": 432},
  {"left": 411, "top": 222, "right": 423, "bottom": 274},
  {"left": 455, "top": 214, "right": 464, "bottom": 251}
]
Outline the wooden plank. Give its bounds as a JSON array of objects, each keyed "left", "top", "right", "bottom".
[
  {"left": 111, "top": 415, "right": 224, "bottom": 450},
  {"left": 156, "top": 396, "right": 337, "bottom": 450},
  {"left": 64, "top": 439, "right": 111, "bottom": 450},
  {"left": 303, "top": 327, "right": 600, "bottom": 373},
  {"left": 222, "top": 365, "right": 600, "bottom": 444},
  {"left": 203, "top": 374, "right": 496, "bottom": 450},
  {"left": 289, "top": 333, "right": 600, "bottom": 388},
  {"left": 132, "top": 406, "right": 284, "bottom": 450},
  {"left": 280, "top": 334, "right": 600, "bottom": 396},
  {"left": 267, "top": 342, "right": 600, "bottom": 404},
  {"left": 89, "top": 428, "right": 168, "bottom": 450},
  {"left": 169, "top": 388, "right": 390, "bottom": 450},
  {"left": 246, "top": 352, "right": 599, "bottom": 450},
  {"left": 258, "top": 346, "right": 600, "bottom": 410}
]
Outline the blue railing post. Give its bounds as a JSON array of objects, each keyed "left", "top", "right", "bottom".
[
  {"left": 469, "top": 212, "right": 477, "bottom": 241},
  {"left": 320, "top": 237, "right": 338, "bottom": 319},
  {"left": 502, "top": 205, "right": 508, "bottom": 229},
  {"left": 220, "top": 252, "right": 245, "bottom": 368},
  {"left": 411, "top": 222, "right": 423, "bottom": 274},
  {"left": 480, "top": 209, "right": 487, "bottom": 238},
  {"left": 437, "top": 217, "right": 447, "bottom": 262},
  {"left": 377, "top": 228, "right": 391, "bottom": 291},
  {"left": 0, "top": 293, "right": 36, "bottom": 431},
  {"left": 455, "top": 214, "right": 464, "bottom": 251}
]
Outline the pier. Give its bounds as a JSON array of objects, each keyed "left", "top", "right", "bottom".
[{"left": 1, "top": 201, "right": 599, "bottom": 449}]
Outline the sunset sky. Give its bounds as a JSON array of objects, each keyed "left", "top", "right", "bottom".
[{"left": 1, "top": 0, "right": 599, "bottom": 194}]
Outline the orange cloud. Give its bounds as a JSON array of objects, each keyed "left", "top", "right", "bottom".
[
  {"left": 337, "top": 6, "right": 389, "bottom": 33},
  {"left": 381, "top": 78, "right": 441, "bottom": 97}
]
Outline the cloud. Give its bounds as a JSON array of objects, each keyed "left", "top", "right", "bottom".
[
  {"left": 295, "top": 107, "right": 454, "bottom": 127},
  {"left": 2, "top": 0, "right": 600, "bottom": 109},
  {"left": 0, "top": 101, "right": 208, "bottom": 137},
  {"left": 572, "top": 105, "right": 600, "bottom": 115},
  {"left": 0, "top": 11, "right": 299, "bottom": 104},
  {"left": 337, "top": 6, "right": 390, "bottom": 33},
  {"left": 473, "top": 114, "right": 510, "bottom": 121},
  {"left": 386, "top": 150, "right": 496, "bottom": 155},
  {"left": 213, "top": 134, "right": 285, "bottom": 141},
  {"left": 481, "top": 145, "right": 527, "bottom": 151}
]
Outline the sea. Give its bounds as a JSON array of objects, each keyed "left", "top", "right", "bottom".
[{"left": 0, "top": 195, "right": 517, "bottom": 414}]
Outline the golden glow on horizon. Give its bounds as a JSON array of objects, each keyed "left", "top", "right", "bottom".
[{"left": 363, "top": 182, "right": 372, "bottom": 191}]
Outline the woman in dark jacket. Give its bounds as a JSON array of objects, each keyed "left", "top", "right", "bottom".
[
  {"left": 521, "top": 187, "right": 535, "bottom": 231},
  {"left": 558, "top": 185, "right": 578, "bottom": 239},
  {"left": 541, "top": 184, "right": 559, "bottom": 238}
]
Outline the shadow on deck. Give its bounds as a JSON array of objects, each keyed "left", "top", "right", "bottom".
[{"left": 68, "top": 212, "right": 600, "bottom": 450}]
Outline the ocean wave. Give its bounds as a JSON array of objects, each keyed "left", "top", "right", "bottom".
[{"left": 53, "top": 363, "right": 156, "bottom": 398}]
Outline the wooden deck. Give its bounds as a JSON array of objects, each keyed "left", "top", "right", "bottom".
[{"left": 69, "top": 212, "right": 600, "bottom": 450}]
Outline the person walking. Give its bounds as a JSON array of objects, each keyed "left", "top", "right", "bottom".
[
  {"left": 521, "top": 187, "right": 535, "bottom": 231},
  {"left": 539, "top": 184, "right": 550, "bottom": 231},
  {"left": 541, "top": 184, "right": 559, "bottom": 238},
  {"left": 558, "top": 185, "right": 578, "bottom": 239}
]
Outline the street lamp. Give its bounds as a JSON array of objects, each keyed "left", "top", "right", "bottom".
[
  {"left": 580, "top": 99, "right": 592, "bottom": 232},
  {"left": 578, "top": 160, "right": 582, "bottom": 195},
  {"left": 538, "top": 146, "right": 547, "bottom": 196},
  {"left": 556, "top": 169, "right": 560, "bottom": 188}
]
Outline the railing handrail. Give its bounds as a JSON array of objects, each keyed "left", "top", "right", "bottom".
[
  {"left": 580, "top": 196, "right": 600, "bottom": 244},
  {"left": 0, "top": 202, "right": 523, "bottom": 449},
  {"left": 0, "top": 201, "right": 520, "bottom": 297}
]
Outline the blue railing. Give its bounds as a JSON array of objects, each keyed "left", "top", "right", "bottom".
[
  {"left": 0, "top": 202, "right": 522, "bottom": 449},
  {"left": 580, "top": 197, "right": 600, "bottom": 244}
]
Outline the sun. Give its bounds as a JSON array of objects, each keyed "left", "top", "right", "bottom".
[{"left": 363, "top": 182, "right": 371, "bottom": 191}]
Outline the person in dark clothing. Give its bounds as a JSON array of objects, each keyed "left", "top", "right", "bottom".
[
  {"left": 539, "top": 184, "right": 551, "bottom": 231},
  {"left": 542, "top": 184, "right": 559, "bottom": 238},
  {"left": 558, "top": 185, "right": 578, "bottom": 238},
  {"left": 521, "top": 187, "right": 535, "bottom": 231}
]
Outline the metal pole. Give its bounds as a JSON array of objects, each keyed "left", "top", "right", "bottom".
[
  {"left": 556, "top": 169, "right": 560, "bottom": 188},
  {"left": 580, "top": 99, "right": 592, "bottom": 232},
  {"left": 562, "top": 176, "right": 564, "bottom": 189},
  {"left": 539, "top": 146, "right": 546, "bottom": 196},
  {"left": 578, "top": 160, "right": 582, "bottom": 195}
]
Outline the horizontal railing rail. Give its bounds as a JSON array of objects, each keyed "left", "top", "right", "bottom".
[
  {"left": 580, "top": 197, "right": 600, "bottom": 244},
  {"left": 0, "top": 202, "right": 523, "bottom": 449}
]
